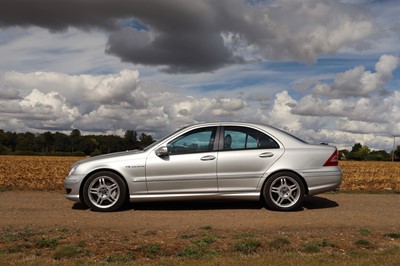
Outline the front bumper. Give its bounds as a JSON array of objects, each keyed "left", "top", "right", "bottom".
[{"left": 63, "top": 174, "right": 85, "bottom": 202}]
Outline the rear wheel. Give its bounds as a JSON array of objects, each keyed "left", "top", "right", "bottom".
[
  {"left": 263, "top": 172, "right": 305, "bottom": 211},
  {"left": 83, "top": 171, "right": 127, "bottom": 212}
]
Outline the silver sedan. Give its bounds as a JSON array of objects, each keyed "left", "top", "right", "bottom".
[{"left": 64, "top": 122, "right": 342, "bottom": 212}]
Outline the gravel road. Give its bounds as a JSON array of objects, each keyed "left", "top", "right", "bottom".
[{"left": 1, "top": 192, "right": 399, "bottom": 232}]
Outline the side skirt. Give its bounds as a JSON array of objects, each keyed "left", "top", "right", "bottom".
[{"left": 129, "top": 192, "right": 260, "bottom": 202}]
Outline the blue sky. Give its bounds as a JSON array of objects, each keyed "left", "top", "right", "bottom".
[{"left": 0, "top": 0, "right": 399, "bottom": 151}]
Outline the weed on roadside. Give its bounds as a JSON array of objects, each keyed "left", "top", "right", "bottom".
[
  {"left": 301, "top": 243, "right": 321, "bottom": 253},
  {"left": 105, "top": 252, "right": 135, "bottom": 263},
  {"left": 177, "top": 246, "right": 201, "bottom": 258},
  {"left": 233, "top": 233, "right": 255, "bottom": 239},
  {"left": 35, "top": 237, "right": 60, "bottom": 249},
  {"left": 359, "top": 228, "right": 371, "bottom": 236},
  {"left": 268, "top": 237, "right": 291, "bottom": 251},
  {"left": 234, "top": 240, "right": 261, "bottom": 255},
  {"left": 355, "top": 239, "right": 374, "bottom": 249},
  {"left": 180, "top": 234, "right": 197, "bottom": 239},
  {"left": 52, "top": 245, "right": 85, "bottom": 260},
  {"left": 384, "top": 233, "right": 400, "bottom": 239}
]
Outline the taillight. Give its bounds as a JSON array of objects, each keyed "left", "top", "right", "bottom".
[{"left": 323, "top": 149, "right": 339, "bottom": 166}]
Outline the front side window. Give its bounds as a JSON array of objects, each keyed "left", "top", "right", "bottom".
[
  {"left": 167, "top": 127, "right": 217, "bottom": 155},
  {"left": 223, "top": 126, "right": 279, "bottom": 150}
]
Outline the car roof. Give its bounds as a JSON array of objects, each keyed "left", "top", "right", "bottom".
[{"left": 183, "top": 122, "right": 308, "bottom": 148}]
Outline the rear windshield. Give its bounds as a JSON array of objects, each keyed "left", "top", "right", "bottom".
[{"left": 272, "top": 127, "right": 308, "bottom": 144}]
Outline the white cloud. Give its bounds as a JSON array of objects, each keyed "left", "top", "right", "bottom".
[
  {"left": 1, "top": 53, "right": 399, "bottom": 151},
  {"left": 313, "top": 54, "right": 399, "bottom": 97}
]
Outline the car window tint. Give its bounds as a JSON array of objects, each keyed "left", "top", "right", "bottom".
[
  {"left": 168, "top": 127, "right": 216, "bottom": 155},
  {"left": 223, "top": 126, "right": 279, "bottom": 150}
]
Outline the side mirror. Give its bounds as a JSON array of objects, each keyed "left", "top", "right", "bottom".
[{"left": 155, "top": 146, "right": 169, "bottom": 157}]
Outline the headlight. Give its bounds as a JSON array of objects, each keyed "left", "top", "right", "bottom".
[{"left": 68, "top": 164, "right": 79, "bottom": 176}]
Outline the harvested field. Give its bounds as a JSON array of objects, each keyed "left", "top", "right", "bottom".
[
  {"left": 0, "top": 156, "right": 399, "bottom": 192},
  {"left": 340, "top": 161, "right": 400, "bottom": 192},
  {"left": 0, "top": 156, "right": 82, "bottom": 190}
]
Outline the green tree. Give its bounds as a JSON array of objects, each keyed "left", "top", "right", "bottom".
[
  {"left": 81, "top": 137, "right": 98, "bottom": 155},
  {"left": 53, "top": 132, "right": 70, "bottom": 152},
  {"left": 15, "top": 132, "right": 35, "bottom": 151},
  {"left": 394, "top": 145, "right": 400, "bottom": 161},
  {"left": 366, "top": 150, "right": 390, "bottom": 161},
  {"left": 70, "top": 129, "right": 82, "bottom": 152},
  {"left": 35, "top": 131, "right": 55, "bottom": 152},
  {"left": 349, "top": 143, "right": 370, "bottom": 160},
  {"left": 124, "top": 130, "right": 138, "bottom": 149},
  {"left": 139, "top": 133, "right": 155, "bottom": 148}
]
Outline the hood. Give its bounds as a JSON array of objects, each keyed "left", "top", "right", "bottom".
[{"left": 77, "top": 149, "right": 144, "bottom": 165}]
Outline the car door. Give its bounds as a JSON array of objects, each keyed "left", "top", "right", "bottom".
[
  {"left": 145, "top": 126, "right": 219, "bottom": 194},
  {"left": 217, "top": 126, "right": 284, "bottom": 192}
]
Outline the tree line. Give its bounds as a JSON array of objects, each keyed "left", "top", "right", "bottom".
[
  {"left": 1, "top": 129, "right": 399, "bottom": 160},
  {"left": 339, "top": 143, "right": 400, "bottom": 161},
  {"left": 0, "top": 129, "right": 155, "bottom": 156}
]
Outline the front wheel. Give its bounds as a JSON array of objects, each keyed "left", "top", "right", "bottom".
[
  {"left": 82, "top": 171, "right": 127, "bottom": 212},
  {"left": 263, "top": 172, "right": 305, "bottom": 211}
]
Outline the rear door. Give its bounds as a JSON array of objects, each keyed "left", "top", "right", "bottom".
[{"left": 217, "top": 126, "right": 284, "bottom": 192}]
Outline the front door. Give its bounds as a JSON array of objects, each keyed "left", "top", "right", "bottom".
[{"left": 145, "top": 126, "right": 218, "bottom": 194}]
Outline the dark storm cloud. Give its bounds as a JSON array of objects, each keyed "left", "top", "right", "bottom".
[
  {"left": 106, "top": 29, "right": 241, "bottom": 73},
  {"left": 0, "top": 0, "right": 378, "bottom": 73},
  {"left": 0, "top": 0, "right": 244, "bottom": 72}
]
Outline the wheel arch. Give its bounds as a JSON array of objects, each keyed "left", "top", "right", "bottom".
[
  {"left": 79, "top": 168, "right": 130, "bottom": 203},
  {"left": 261, "top": 169, "right": 309, "bottom": 196}
]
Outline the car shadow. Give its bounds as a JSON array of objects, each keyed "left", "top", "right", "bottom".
[
  {"left": 302, "top": 195, "right": 339, "bottom": 210},
  {"left": 72, "top": 202, "right": 89, "bottom": 210},
  {"left": 70, "top": 195, "right": 338, "bottom": 212},
  {"left": 127, "top": 195, "right": 339, "bottom": 211}
]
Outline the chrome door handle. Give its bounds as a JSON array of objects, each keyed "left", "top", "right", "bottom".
[
  {"left": 259, "top": 152, "right": 274, "bottom": 158},
  {"left": 201, "top": 155, "right": 216, "bottom": 161}
]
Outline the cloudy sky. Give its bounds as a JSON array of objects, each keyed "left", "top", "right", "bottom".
[{"left": 0, "top": 0, "right": 399, "bottom": 151}]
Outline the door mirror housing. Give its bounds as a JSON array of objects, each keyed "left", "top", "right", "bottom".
[{"left": 155, "top": 146, "right": 169, "bottom": 157}]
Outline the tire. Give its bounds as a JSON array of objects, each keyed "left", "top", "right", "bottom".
[
  {"left": 82, "top": 171, "right": 127, "bottom": 212},
  {"left": 263, "top": 171, "right": 305, "bottom": 211}
]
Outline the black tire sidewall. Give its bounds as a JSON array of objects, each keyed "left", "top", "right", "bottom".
[
  {"left": 82, "top": 171, "right": 127, "bottom": 212},
  {"left": 263, "top": 171, "right": 305, "bottom": 211}
]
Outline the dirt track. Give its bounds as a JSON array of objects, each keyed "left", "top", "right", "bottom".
[
  {"left": 1, "top": 191, "right": 400, "bottom": 262},
  {"left": 0, "top": 192, "right": 399, "bottom": 231}
]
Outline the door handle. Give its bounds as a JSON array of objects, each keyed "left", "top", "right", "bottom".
[
  {"left": 201, "top": 155, "right": 216, "bottom": 161},
  {"left": 259, "top": 152, "right": 274, "bottom": 158}
]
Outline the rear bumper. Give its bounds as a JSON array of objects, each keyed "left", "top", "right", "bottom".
[{"left": 301, "top": 166, "right": 342, "bottom": 196}]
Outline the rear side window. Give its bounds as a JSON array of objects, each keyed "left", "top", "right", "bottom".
[{"left": 223, "top": 126, "right": 279, "bottom": 150}]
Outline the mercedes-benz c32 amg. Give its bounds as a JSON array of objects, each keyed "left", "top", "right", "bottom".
[{"left": 64, "top": 122, "right": 342, "bottom": 212}]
